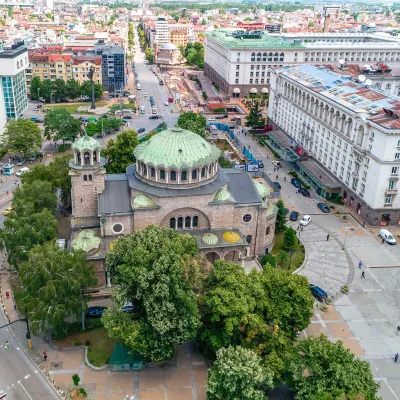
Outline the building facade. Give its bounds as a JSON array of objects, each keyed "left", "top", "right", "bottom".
[
  {"left": 268, "top": 64, "right": 400, "bottom": 226},
  {"left": 69, "top": 127, "right": 276, "bottom": 286},
  {"left": 154, "top": 18, "right": 170, "bottom": 45},
  {"left": 0, "top": 41, "right": 28, "bottom": 135}
]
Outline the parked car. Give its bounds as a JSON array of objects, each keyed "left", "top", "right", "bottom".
[
  {"left": 16, "top": 159, "right": 25, "bottom": 166},
  {"left": 300, "top": 215, "right": 311, "bottom": 226},
  {"left": 138, "top": 128, "right": 146, "bottom": 133},
  {"left": 299, "top": 187, "right": 310, "bottom": 197},
  {"left": 3, "top": 206, "right": 13, "bottom": 216},
  {"left": 317, "top": 203, "right": 330, "bottom": 213},
  {"left": 28, "top": 154, "right": 37, "bottom": 161},
  {"left": 215, "top": 115, "right": 225, "bottom": 120},
  {"left": 272, "top": 181, "right": 281, "bottom": 190},
  {"left": 272, "top": 161, "right": 281, "bottom": 168},
  {"left": 257, "top": 159, "right": 264, "bottom": 168},
  {"left": 164, "top": 101, "right": 169, "bottom": 106},
  {"left": 16, "top": 167, "right": 29, "bottom": 177},
  {"left": 124, "top": 115, "right": 133, "bottom": 120},
  {"left": 168, "top": 97, "right": 174, "bottom": 103},
  {"left": 291, "top": 178, "right": 302, "bottom": 188},
  {"left": 379, "top": 228, "right": 396, "bottom": 245},
  {"left": 149, "top": 115, "right": 159, "bottom": 119},
  {"left": 207, "top": 117, "right": 216, "bottom": 121},
  {"left": 122, "top": 302, "right": 134, "bottom": 314},
  {"left": 309, "top": 284, "right": 328, "bottom": 302},
  {"left": 143, "top": 92, "right": 148, "bottom": 97},
  {"left": 289, "top": 211, "right": 299, "bottom": 221},
  {"left": 85, "top": 306, "right": 107, "bottom": 318}
]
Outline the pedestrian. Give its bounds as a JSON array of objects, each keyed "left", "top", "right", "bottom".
[
  {"left": 248, "top": 145, "right": 251, "bottom": 149},
  {"left": 43, "top": 351, "right": 47, "bottom": 362},
  {"left": 245, "top": 131, "right": 247, "bottom": 136},
  {"left": 382, "top": 238, "right": 385, "bottom": 244},
  {"left": 274, "top": 167, "right": 276, "bottom": 172},
  {"left": 5, "top": 340, "right": 10, "bottom": 350},
  {"left": 267, "top": 155, "right": 269, "bottom": 159},
  {"left": 361, "top": 271, "right": 365, "bottom": 278},
  {"left": 284, "top": 176, "right": 286, "bottom": 182},
  {"left": 358, "top": 260, "right": 363, "bottom": 269},
  {"left": 276, "top": 175, "right": 278, "bottom": 180},
  {"left": 395, "top": 353, "right": 399, "bottom": 363},
  {"left": 327, "top": 234, "right": 330, "bottom": 241}
]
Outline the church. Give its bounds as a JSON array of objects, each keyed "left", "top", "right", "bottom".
[{"left": 69, "top": 126, "right": 277, "bottom": 286}]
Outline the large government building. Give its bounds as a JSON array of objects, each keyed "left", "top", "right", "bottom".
[
  {"left": 69, "top": 127, "right": 277, "bottom": 286},
  {"left": 268, "top": 63, "right": 400, "bottom": 226}
]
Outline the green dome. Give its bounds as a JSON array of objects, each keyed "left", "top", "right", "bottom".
[
  {"left": 255, "top": 181, "right": 270, "bottom": 199},
  {"left": 72, "top": 229, "right": 100, "bottom": 253},
  {"left": 72, "top": 135, "right": 102, "bottom": 152},
  {"left": 134, "top": 126, "right": 220, "bottom": 169},
  {"left": 132, "top": 194, "right": 155, "bottom": 208},
  {"left": 202, "top": 233, "right": 219, "bottom": 245},
  {"left": 213, "top": 188, "right": 233, "bottom": 202}
]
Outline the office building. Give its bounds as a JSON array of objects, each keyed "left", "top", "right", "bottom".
[
  {"left": 268, "top": 64, "right": 400, "bottom": 226},
  {"left": 0, "top": 41, "right": 28, "bottom": 136},
  {"left": 155, "top": 18, "right": 170, "bottom": 45}
]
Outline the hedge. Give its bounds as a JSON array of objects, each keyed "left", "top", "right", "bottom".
[{"left": 53, "top": 318, "right": 104, "bottom": 340}]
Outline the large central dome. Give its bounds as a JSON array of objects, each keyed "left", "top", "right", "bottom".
[{"left": 134, "top": 126, "right": 220, "bottom": 188}]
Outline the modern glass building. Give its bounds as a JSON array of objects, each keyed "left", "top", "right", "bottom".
[{"left": 2, "top": 70, "right": 28, "bottom": 118}]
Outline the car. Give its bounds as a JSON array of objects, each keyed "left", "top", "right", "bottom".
[
  {"left": 164, "top": 101, "right": 169, "bottom": 106},
  {"left": 168, "top": 97, "right": 173, "bottom": 103},
  {"left": 289, "top": 211, "right": 299, "bottom": 221},
  {"left": 208, "top": 117, "right": 216, "bottom": 121},
  {"left": 85, "top": 306, "right": 107, "bottom": 318},
  {"left": 215, "top": 115, "right": 225, "bottom": 120},
  {"left": 16, "top": 167, "right": 29, "bottom": 177},
  {"left": 143, "top": 92, "right": 148, "bottom": 97},
  {"left": 291, "top": 178, "right": 302, "bottom": 188},
  {"left": 272, "top": 181, "right": 281, "bottom": 190},
  {"left": 30, "top": 116, "right": 39, "bottom": 121},
  {"left": 299, "top": 187, "right": 310, "bottom": 197},
  {"left": 149, "top": 115, "right": 159, "bottom": 119},
  {"left": 80, "top": 117, "right": 89, "bottom": 122},
  {"left": 138, "top": 128, "right": 146, "bottom": 133},
  {"left": 222, "top": 114, "right": 228, "bottom": 118},
  {"left": 272, "top": 161, "right": 281, "bottom": 168},
  {"left": 28, "top": 154, "right": 37, "bottom": 161},
  {"left": 3, "top": 206, "right": 13, "bottom": 216},
  {"left": 257, "top": 160, "right": 264, "bottom": 168},
  {"left": 230, "top": 117, "right": 236, "bottom": 121},
  {"left": 317, "top": 203, "right": 330, "bottom": 213},
  {"left": 379, "top": 228, "right": 396, "bottom": 245},
  {"left": 300, "top": 215, "right": 312, "bottom": 226},
  {"left": 309, "top": 284, "right": 328, "bottom": 302},
  {"left": 16, "top": 159, "right": 25, "bottom": 166},
  {"left": 124, "top": 115, "right": 133, "bottom": 120},
  {"left": 122, "top": 302, "right": 134, "bottom": 314}
]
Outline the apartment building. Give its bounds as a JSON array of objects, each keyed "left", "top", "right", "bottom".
[
  {"left": 204, "top": 29, "right": 400, "bottom": 97},
  {"left": 155, "top": 18, "right": 170, "bottom": 45},
  {"left": 0, "top": 41, "right": 28, "bottom": 135},
  {"left": 268, "top": 64, "right": 400, "bottom": 226},
  {"left": 170, "top": 29, "right": 188, "bottom": 47}
]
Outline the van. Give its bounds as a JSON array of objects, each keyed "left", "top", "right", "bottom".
[
  {"left": 309, "top": 284, "right": 328, "bottom": 302},
  {"left": 136, "top": 83, "right": 141, "bottom": 90},
  {"left": 379, "top": 229, "right": 396, "bottom": 245}
]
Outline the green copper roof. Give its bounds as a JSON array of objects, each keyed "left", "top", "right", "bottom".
[
  {"left": 134, "top": 126, "right": 220, "bottom": 169},
  {"left": 72, "top": 135, "right": 102, "bottom": 152},
  {"left": 72, "top": 229, "right": 101, "bottom": 253},
  {"left": 213, "top": 188, "right": 233, "bottom": 202},
  {"left": 254, "top": 181, "right": 270, "bottom": 199},
  {"left": 206, "top": 29, "right": 305, "bottom": 50},
  {"left": 202, "top": 233, "right": 218, "bottom": 245},
  {"left": 132, "top": 194, "right": 156, "bottom": 209}
]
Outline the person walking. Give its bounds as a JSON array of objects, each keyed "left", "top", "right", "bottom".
[
  {"left": 284, "top": 176, "right": 286, "bottom": 182},
  {"left": 395, "top": 353, "right": 399, "bottom": 363},
  {"left": 5, "top": 341, "right": 10, "bottom": 350},
  {"left": 361, "top": 271, "right": 365, "bottom": 278},
  {"left": 43, "top": 351, "right": 47, "bottom": 362},
  {"left": 276, "top": 175, "right": 278, "bottom": 180},
  {"left": 327, "top": 234, "right": 330, "bottom": 241},
  {"left": 358, "top": 261, "right": 363, "bottom": 269}
]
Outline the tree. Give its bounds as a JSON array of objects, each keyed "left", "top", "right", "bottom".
[
  {"left": 94, "top": 83, "right": 103, "bottom": 100},
  {"left": 177, "top": 112, "right": 207, "bottom": 137},
  {"left": 40, "top": 79, "right": 54, "bottom": 102},
  {"left": 4, "top": 119, "right": 42, "bottom": 159},
  {"left": 66, "top": 79, "right": 81, "bottom": 99},
  {"left": 288, "top": 335, "right": 380, "bottom": 400},
  {"left": 80, "top": 81, "right": 103, "bottom": 100},
  {"left": 207, "top": 346, "right": 273, "bottom": 400},
  {"left": 218, "top": 151, "right": 232, "bottom": 168},
  {"left": 283, "top": 227, "right": 297, "bottom": 249},
  {"left": 185, "top": 42, "right": 204, "bottom": 69},
  {"left": 245, "top": 101, "right": 264, "bottom": 128},
  {"left": 18, "top": 242, "right": 97, "bottom": 337},
  {"left": 275, "top": 200, "right": 287, "bottom": 232},
  {"left": 44, "top": 108, "right": 81, "bottom": 143},
  {"left": 53, "top": 79, "right": 66, "bottom": 100},
  {"left": 30, "top": 76, "right": 41, "bottom": 100},
  {"left": 277, "top": 250, "right": 288, "bottom": 266},
  {"left": 103, "top": 129, "right": 139, "bottom": 173},
  {"left": 145, "top": 48, "right": 154, "bottom": 64},
  {"left": 103, "top": 226, "right": 201, "bottom": 361}
]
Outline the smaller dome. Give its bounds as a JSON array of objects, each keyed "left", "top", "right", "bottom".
[
  {"left": 72, "top": 229, "right": 100, "bottom": 253},
  {"left": 213, "top": 188, "right": 232, "bottom": 202},
  {"left": 222, "top": 231, "right": 241, "bottom": 243},
  {"left": 255, "top": 181, "right": 270, "bottom": 199},
  {"left": 202, "top": 233, "right": 219, "bottom": 245},
  {"left": 72, "top": 135, "right": 101, "bottom": 152},
  {"left": 132, "top": 194, "right": 155, "bottom": 208},
  {"left": 160, "top": 42, "right": 178, "bottom": 50}
]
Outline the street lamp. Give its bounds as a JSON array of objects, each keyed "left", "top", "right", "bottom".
[
  {"left": 343, "top": 227, "right": 349, "bottom": 250},
  {"left": 37, "top": 87, "right": 40, "bottom": 104}
]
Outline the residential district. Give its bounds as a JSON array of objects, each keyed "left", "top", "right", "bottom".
[{"left": 2, "top": 1, "right": 400, "bottom": 400}]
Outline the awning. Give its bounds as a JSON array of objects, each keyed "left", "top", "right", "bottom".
[
  {"left": 233, "top": 88, "right": 240, "bottom": 93},
  {"left": 261, "top": 88, "right": 269, "bottom": 94},
  {"left": 250, "top": 88, "right": 258, "bottom": 94}
]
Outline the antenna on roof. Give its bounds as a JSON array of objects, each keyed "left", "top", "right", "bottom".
[
  {"left": 339, "top": 58, "right": 345, "bottom": 65},
  {"left": 358, "top": 74, "right": 366, "bottom": 83},
  {"left": 365, "top": 79, "right": 373, "bottom": 86}
]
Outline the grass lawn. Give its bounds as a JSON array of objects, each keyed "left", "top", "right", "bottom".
[
  {"left": 271, "top": 231, "right": 305, "bottom": 272},
  {"left": 109, "top": 102, "right": 136, "bottom": 112},
  {"left": 54, "top": 327, "right": 120, "bottom": 367},
  {"left": 45, "top": 102, "right": 108, "bottom": 114}
]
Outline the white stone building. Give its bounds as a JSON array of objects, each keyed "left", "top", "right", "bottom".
[{"left": 268, "top": 64, "right": 400, "bottom": 226}]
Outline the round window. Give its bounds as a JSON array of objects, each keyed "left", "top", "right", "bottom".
[
  {"left": 242, "top": 214, "right": 252, "bottom": 223},
  {"left": 112, "top": 223, "right": 123, "bottom": 234}
]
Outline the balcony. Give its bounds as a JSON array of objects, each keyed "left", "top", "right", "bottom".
[
  {"left": 385, "top": 188, "right": 398, "bottom": 194},
  {"left": 352, "top": 171, "right": 359, "bottom": 179}
]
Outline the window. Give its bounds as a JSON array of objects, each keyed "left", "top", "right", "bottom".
[
  {"left": 243, "top": 214, "right": 252, "bottom": 223},
  {"left": 112, "top": 223, "right": 123, "bottom": 234},
  {"left": 185, "top": 216, "right": 191, "bottom": 228},
  {"left": 360, "top": 183, "right": 365, "bottom": 194},
  {"left": 266, "top": 226, "right": 270, "bottom": 235},
  {"left": 151, "top": 167, "right": 155, "bottom": 178},
  {"left": 201, "top": 167, "right": 206, "bottom": 178},
  {"left": 389, "top": 180, "right": 396, "bottom": 190},
  {"left": 235, "top": 79, "right": 239, "bottom": 84},
  {"left": 160, "top": 169, "right": 166, "bottom": 180},
  {"left": 89, "top": 175, "right": 92, "bottom": 182},
  {"left": 170, "top": 170, "right": 177, "bottom": 181},
  {"left": 392, "top": 167, "right": 399, "bottom": 174},
  {"left": 192, "top": 169, "right": 198, "bottom": 180},
  {"left": 395, "top": 153, "right": 400, "bottom": 160},
  {"left": 386, "top": 83, "right": 392, "bottom": 90},
  {"left": 385, "top": 194, "right": 392, "bottom": 204},
  {"left": 84, "top": 175, "right": 87, "bottom": 181},
  {"left": 236, "top": 65, "right": 240, "bottom": 70},
  {"left": 246, "top": 235, "right": 252, "bottom": 244},
  {"left": 170, "top": 217, "right": 176, "bottom": 229},
  {"left": 398, "top": 140, "right": 400, "bottom": 147},
  {"left": 193, "top": 216, "right": 198, "bottom": 228},
  {"left": 177, "top": 217, "right": 183, "bottom": 228},
  {"left": 181, "top": 170, "right": 187, "bottom": 181}
]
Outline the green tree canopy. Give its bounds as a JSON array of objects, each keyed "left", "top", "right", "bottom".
[
  {"left": 103, "top": 226, "right": 201, "bottom": 361},
  {"left": 80, "top": 81, "right": 103, "bottom": 100},
  {"left": 144, "top": 48, "right": 154, "bottom": 64},
  {"left": 283, "top": 227, "right": 297, "bottom": 249},
  {"left": 288, "top": 335, "right": 380, "bottom": 400},
  {"left": 275, "top": 200, "right": 287, "bottom": 233},
  {"left": 40, "top": 79, "right": 54, "bottom": 102},
  {"left": 207, "top": 346, "right": 273, "bottom": 400},
  {"left": 4, "top": 119, "right": 42, "bottom": 159},
  {"left": 245, "top": 100, "right": 264, "bottom": 128},
  {"left": 65, "top": 79, "right": 81, "bottom": 99},
  {"left": 53, "top": 79, "right": 66, "bottom": 100},
  {"left": 184, "top": 42, "right": 204, "bottom": 69},
  {"left": 177, "top": 111, "right": 207, "bottom": 138},
  {"left": 18, "top": 242, "right": 97, "bottom": 337},
  {"left": 30, "top": 76, "right": 41, "bottom": 100},
  {"left": 103, "top": 129, "right": 139, "bottom": 173},
  {"left": 44, "top": 108, "right": 81, "bottom": 143}
]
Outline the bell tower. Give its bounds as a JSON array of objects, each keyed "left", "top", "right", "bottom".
[{"left": 69, "top": 135, "right": 106, "bottom": 220}]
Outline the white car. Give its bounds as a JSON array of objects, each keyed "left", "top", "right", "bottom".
[
  {"left": 299, "top": 215, "right": 311, "bottom": 226},
  {"left": 208, "top": 117, "right": 216, "bottom": 121},
  {"left": 272, "top": 161, "right": 281, "bottom": 167},
  {"left": 164, "top": 101, "right": 169, "bottom": 106},
  {"left": 16, "top": 167, "right": 29, "bottom": 177},
  {"left": 143, "top": 92, "right": 148, "bottom": 97}
]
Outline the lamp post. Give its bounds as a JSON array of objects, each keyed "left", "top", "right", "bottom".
[
  {"left": 343, "top": 227, "right": 349, "bottom": 250},
  {"left": 24, "top": 307, "right": 32, "bottom": 350},
  {"left": 37, "top": 87, "right": 40, "bottom": 104}
]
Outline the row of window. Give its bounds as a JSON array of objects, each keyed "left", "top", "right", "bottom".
[
  {"left": 250, "top": 52, "right": 284, "bottom": 62},
  {"left": 140, "top": 163, "right": 213, "bottom": 182},
  {"left": 170, "top": 216, "right": 198, "bottom": 229}
]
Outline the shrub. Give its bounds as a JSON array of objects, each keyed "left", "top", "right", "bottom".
[
  {"left": 74, "top": 341, "right": 82, "bottom": 346},
  {"left": 72, "top": 374, "right": 80, "bottom": 387},
  {"left": 260, "top": 253, "right": 276, "bottom": 267},
  {"left": 84, "top": 340, "right": 91, "bottom": 346},
  {"left": 330, "top": 205, "right": 335, "bottom": 209},
  {"left": 79, "top": 388, "right": 87, "bottom": 398},
  {"left": 85, "top": 318, "right": 103, "bottom": 330},
  {"left": 320, "top": 305, "right": 328, "bottom": 312}
]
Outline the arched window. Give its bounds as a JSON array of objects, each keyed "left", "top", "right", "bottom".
[
  {"left": 84, "top": 152, "right": 90, "bottom": 165},
  {"left": 89, "top": 175, "right": 92, "bottom": 181},
  {"left": 151, "top": 167, "right": 155, "bottom": 177},
  {"left": 170, "top": 170, "right": 177, "bottom": 181},
  {"left": 251, "top": 52, "right": 255, "bottom": 61},
  {"left": 143, "top": 164, "right": 147, "bottom": 176},
  {"left": 246, "top": 235, "right": 252, "bottom": 243},
  {"left": 193, "top": 216, "right": 198, "bottom": 228},
  {"left": 201, "top": 167, "right": 206, "bottom": 178},
  {"left": 192, "top": 169, "right": 198, "bottom": 180},
  {"left": 177, "top": 217, "right": 183, "bottom": 228},
  {"left": 280, "top": 52, "right": 284, "bottom": 61},
  {"left": 257, "top": 52, "right": 261, "bottom": 61},
  {"left": 274, "top": 52, "right": 278, "bottom": 61},
  {"left": 76, "top": 152, "right": 81, "bottom": 164},
  {"left": 266, "top": 226, "right": 271, "bottom": 235},
  {"left": 209, "top": 165, "right": 212, "bottom": 175},
  {"left": 181, "top": 170, "right": 187, "bottom": 181},
  {"left": 262, "top": 52, "right": 267, "bottom": 61},
  {"left": 185, "top": 216, "right": 191, "bottom": 228},
  {"left": 170, "top": 217, "right": 176, "bottom": 229},
  {"left": 160, "top": 169, "right": 166, "bottom": 180},
  {"left": 84, "top": 175, "right": 87, "bottom": 181}
]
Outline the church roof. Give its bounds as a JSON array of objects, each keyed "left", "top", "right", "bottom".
[
  {"left": 134, "top": 126, "right": 220, "bottom": 169},
  {"left": 72, "top": 134, "right": 102, "bottom": 152}
]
